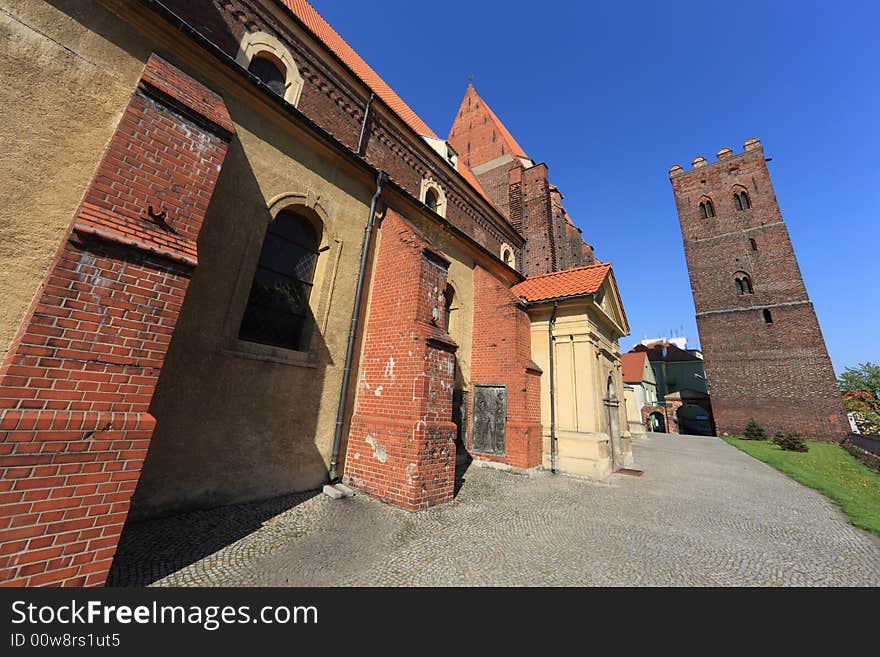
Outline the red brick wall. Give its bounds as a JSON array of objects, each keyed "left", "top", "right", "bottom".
[
  {"left": 0, "top": 55, "right": 232, "bottom": 586},
  {"left": 157, "top": 0, "right": 521, "bottom": 261},
  {"left": 470, "top": 267, "right": 543, "bottom": 469},
  {"left": 344, "top": 210, "right": 458, "bottom": 510},
  {"left": 671, "top": 143, "right": 847, "bottom": 440}
]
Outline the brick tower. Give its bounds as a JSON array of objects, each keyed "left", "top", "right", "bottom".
[{"left": 669, "top": 138, "right": 847, "bottom": 440}]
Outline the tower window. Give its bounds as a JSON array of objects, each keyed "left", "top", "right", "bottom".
[
  {"left": 699, "top": 199, "right": 715, "bottom": 218},
  {"left": 239, "top": 209, "right": 320, "bottom": 351},
  {"left": 247, "top": 55, "right": 286, "bottom": 96},
  {"left": 749, "top": 238, "right": 758, "bottom": 251},
  {"left": 734, "top": 273, "right": 753, "bottom": 295},
  {"left": 734, "top": 191, "right": 751, "bottom": 211},
  {"left": 763, "top": 309, "right": 773, "bottom": 324}
]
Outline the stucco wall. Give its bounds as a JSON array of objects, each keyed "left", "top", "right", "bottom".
[{"left": 0, "top": 0, "right": 149, "bottom": 361}]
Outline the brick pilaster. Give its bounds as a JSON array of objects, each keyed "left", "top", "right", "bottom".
[{"left": 344, "top": 210, "right": 457, "bottom": 510}]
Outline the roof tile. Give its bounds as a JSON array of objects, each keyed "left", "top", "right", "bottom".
[{"left": 510, "top": 262, "right": 612, "bottom": 302}]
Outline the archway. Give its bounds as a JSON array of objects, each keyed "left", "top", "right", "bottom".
[
  {"left": 676, "top": 404, "right": 713, "bottom": 436},
  {"left": 648, "top": 411, "right": 666, "bottom": 433}
]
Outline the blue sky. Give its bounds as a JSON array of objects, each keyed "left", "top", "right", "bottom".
[{"left": 312, "top": 0, "right": 879, "bottom": 375}]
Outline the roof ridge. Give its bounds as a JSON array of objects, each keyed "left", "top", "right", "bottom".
[{"left": 520, "top": 262, "right": 611, "bottom": 281}]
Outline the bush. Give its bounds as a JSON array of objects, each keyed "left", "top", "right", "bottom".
[
  {"left": 743, "top": 419, "right": 768, "bottom": 440},
  {"left": 773, "top": 431, "right": 808, "bottom": 452}
]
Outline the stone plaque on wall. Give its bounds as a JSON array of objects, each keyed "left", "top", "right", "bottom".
[{"left": 472, "top": 384, "right": 507, "bottom": 455}]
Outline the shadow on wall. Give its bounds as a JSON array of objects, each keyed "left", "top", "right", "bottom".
[
  {"left": 129, "top": 131, "right": 333, "bottom": 520},
  {"left": 107, "top": 488, "right": 319, "bottom": 586}
]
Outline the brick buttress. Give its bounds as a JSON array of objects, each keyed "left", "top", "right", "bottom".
[
  {"left": 344, "top": 210, "right": 458, "bottom": 510},
  {"left": 0, "top": 55, "right": 234, "bottom": 586}
]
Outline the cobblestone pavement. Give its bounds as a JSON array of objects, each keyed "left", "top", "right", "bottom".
[{"left": 108, "top": 434, "right": 880, "bottom": 586}]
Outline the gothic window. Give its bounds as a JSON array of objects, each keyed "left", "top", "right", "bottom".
[
  {"left": 750, "top": 238, "right": 758, "bottom": 251},
  {"left": 248, "top": 55, "right": 286, "bottom": 96},
  {"left": 238, "top": 210, "right": 320, "bottom": 351},
  {"left": 734, "top": 272, "right": 753, "bottom": 295},
  {"left": 734, "top": 190, "right": 751, "bottom": 211},
  {"left": 699, "top": 199, "right": 715, "bottom": 218},
  {"left": 763, "top": 309, "right": 773, "bottom": 324}
]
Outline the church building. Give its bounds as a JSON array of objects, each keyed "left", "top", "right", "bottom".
[{"left": 0, "top": 0, "right": 630, "bottom": 586}]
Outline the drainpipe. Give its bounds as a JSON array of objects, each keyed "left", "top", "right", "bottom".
[
  {"left": 548, "top": 301, "right": 559, "bottom": 474},
  {"left": 357, "top": 93, "right": 375, "bottom": 155},
  {"left": 329, "top": 170, "right": 388, "bottom": 482}
]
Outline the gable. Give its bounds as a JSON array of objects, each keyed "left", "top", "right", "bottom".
[{"left": 592, "top": 271, "right": 629, "bottom": 337}]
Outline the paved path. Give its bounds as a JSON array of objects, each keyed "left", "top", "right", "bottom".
[{"left": 108, "top": 434, "right": 880, "bottom": 586}]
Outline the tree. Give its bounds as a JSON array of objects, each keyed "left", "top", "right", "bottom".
[
  {"left": 838, "top": 362, "right": 880, "bottom": 397},
  {"left": 839, "top": 362, "right": 880, "bottom": 435}
]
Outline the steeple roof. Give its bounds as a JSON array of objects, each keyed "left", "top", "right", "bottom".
[{"left": 447, "top": 83, "right": 529, "bottom": 168}]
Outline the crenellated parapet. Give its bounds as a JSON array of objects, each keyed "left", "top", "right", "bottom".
[{"left": 669, "top": 138, "right": 763, "bottom": 178}]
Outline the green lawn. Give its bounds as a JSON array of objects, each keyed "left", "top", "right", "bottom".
[{"left": 723, "top": 437, "right": 880, "bottom": 536}]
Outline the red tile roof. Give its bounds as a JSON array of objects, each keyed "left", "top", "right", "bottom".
[
  {"left": 478, "top": 86, "right": 529, "bottom": 160},
  {"left": 621, "top": 352, "right": 648, "bottom": 383},
  {"left": 280, "top": 0, "right": 437, "bottom": 138},
  {"left": 510, "top": 263, "right": 612, "bottom": 302}
]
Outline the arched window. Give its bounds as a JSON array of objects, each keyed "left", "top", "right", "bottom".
[
  {"left": 749, "top": 238, "right": 758, "bottom": 251},
  {"left": 236, "top": 31, "right": 304, "bottom": 106},
  {"left": 699, "top": 199, "right": 715, "bottom": 218},
  {"left": 763, "top": 309, "right": 773, "bottom": 324},
  {"left": 238, "top": 209, "right": 320, "bottom": 351},
  {"left": 735, "top": 272, "right": 753, "bottom": 295},
  {"left": 733, "top": 191, "right": 751, "bottom": 211},
  {"left": 425, "top": 188, "right": 439, "bottom": 212},
  {"left": 443, "top": 284, "right": 455, "bottom": 333},
  {"left": 247, "top": 54, "right": 287, "bottom": 97}
]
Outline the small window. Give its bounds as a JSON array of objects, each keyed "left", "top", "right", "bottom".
[
  {"left": 248, "top": 55, "right": 286, "bottom": 96},
  {"left": 443, "top": 284, "right": 455, "bottom": 333},
  {"left": 763, "top": 309, "right": 773, "bottom": 324},
  {"left": 749, "top": 238, "right": 758, "bottom": 251},
  {"left": 238, "top": 210, "right": 320, "bottom": 351},
  {"left": 734, "top": 191, "right": 751, "bottom": 211},
  {"left": 425, "top": 188, "right": 439, "bottom": 212},
  {"left": 735, "top": 273, "right": 753, "bottom": 295},
  {"left": 502, "top": 249, "right": 512, "bottom": 265},
  {"left": 706, "top": 200, "right": 715, "bottom": 217},
  {"left": 699, "top": 203, "right": 708, "bottom": 219},
  {"left": 734, "top": 194, "right": 743, "bottom": 211}
]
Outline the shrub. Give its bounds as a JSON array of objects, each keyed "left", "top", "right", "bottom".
[
  {"left": 773, "top": 431, "right": 808, "bottom": 452},
  {"left": 743, "top": 419, "right": 768, "bottom": 440}
]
